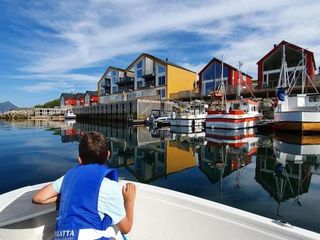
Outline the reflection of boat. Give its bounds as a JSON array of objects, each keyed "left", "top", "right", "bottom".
[
  {"left": 206, "top": 61, "right": 261, "bottom": 130},
  {"left": 64, "top": 110, "right": 77, "bottom": 119},
  {"left": 206, "top": 128, "right": 259, "bottom": 154},
  {"left": 170, "top": 125, "right": 203, "bottom": 134},
  {"left": 274, "top": 45, "right": 320, "bottom": 132},
  {"left": 170, "top": 100, "right": 206, "bottom": 127},
  {"left": 199, "top": 130, "right": 259, "bottom": 188},
  {"left": 256, "top": 132, "right": 315, "bottom": 217},
  {"left": 2, "top": 182, "right": 320, "bottom": 240},
  {"left": 273, "top": 132, "right": 320, "bottom": 164}
]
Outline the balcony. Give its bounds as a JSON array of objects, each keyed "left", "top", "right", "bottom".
[
  {"left": 143, "top": 73, "right": 155, "bottom": 82},
  {"left": 117, "top": 77, "right": 134, "bottom": 86}
]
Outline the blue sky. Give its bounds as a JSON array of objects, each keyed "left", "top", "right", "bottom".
[{"left": 1, "top": 0, "right": 320, "bottom": 107}]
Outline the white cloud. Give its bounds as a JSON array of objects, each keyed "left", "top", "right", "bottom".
[{"left": 11, "top": 0, "right": 320, "bottom": 85}]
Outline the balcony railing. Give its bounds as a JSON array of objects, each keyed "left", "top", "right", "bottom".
[
  {"left": 117, "top": 77, "right": 134, "bottom": 86},
  {"left": 143, "top": 73, "right": 155, "bottom": 82}
]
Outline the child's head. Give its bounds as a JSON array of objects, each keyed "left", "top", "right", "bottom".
[{"left": 79, "top": 131, "right": 109, "bottom": 165}]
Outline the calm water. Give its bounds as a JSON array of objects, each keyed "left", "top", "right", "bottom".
[{"left": 0, "top": 119, "right": 320, "bottom": 233}]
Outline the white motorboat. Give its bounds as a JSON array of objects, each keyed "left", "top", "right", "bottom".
[
  {"left": 1, "top": 182, "right": 319, "bottom": 240},
  {"left": 274, "top": 45, "right": 320, "bottom": 132},
  {"left": 146, "top": 109, "right": 171, "bottom": 128},
  {"left": 64, "top": 110, "right": 77, "bottom": 120},
  {"left": 206, "top": 61, "right": 261, "bottom": 130},
  {"left": 170, "top": 100, "right": 207, "bottom": 127}
]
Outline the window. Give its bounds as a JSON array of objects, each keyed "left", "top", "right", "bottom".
[
  {"left": 205, "top": 81, "right": 214, "bottom": 95},
  {"left": 112, "top": 86, "right": 117, "bottom": 93},
  {"left": 158, "top": 76, "right": 166, "bottom": 85},
  {"left": 137, "top": 60, "right": 143, "bottom": 69},
  {"left": 137, "top": 81, "right": 143, "bottom": 88},
  {"left": 160, "top": 89, "right": 166, "bottom": 98},
  {"left": 309, "top": 95, "right": 320, "bottom": 102},
  {"left": 137, "top": 69, "right": 143, "bottom": 78},
  {"left": 158, "top": 65, "right": 165, "bottom": 73},
  {"left": 111, "top": 71, "right": 117, "bottom": 76}
]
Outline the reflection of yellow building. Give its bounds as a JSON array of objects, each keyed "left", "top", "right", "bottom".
[{"left": 166, "top": 142, "right": 197, "bottom": 174}]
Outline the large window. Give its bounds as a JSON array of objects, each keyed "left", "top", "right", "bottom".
[
  {"left": 158, "top": 65, "right": 165, "bottom": 73},
  {"left": 137, "top": 69, "right": 143, "bottom": 78},
  {"left": 137, "top": 60, "right": 143, "bottom": 69},
  {"left": 137, "top": 81, "right": 143, "bottom": 88},
  {"left": 204, "top": 81, "right": 214, "bottom": 95},
  {"left": 158, "top": 76, "right": 166, "bottom": 85},
  {"left": 160, "top": 89, "right": 166, "bottom": 98}
]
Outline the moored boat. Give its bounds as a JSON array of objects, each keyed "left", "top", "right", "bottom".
[
  {"left": 64, "top": 109, "right": 77, "bottom": 119},
  {"left": 170, "top": 100, "right": 207, "bottom": 127},
  {"left": 206, "top": 61, "right": 261, "bottom": 130},
  {"left": 1, "top": 182, "right": 320, "bottom": 240},
  {"left": 274, "top": 46, "right": 320, "bottom": 132}
]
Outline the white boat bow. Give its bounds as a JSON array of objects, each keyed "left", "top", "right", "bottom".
[{"left": 1, "top": 181, "right": 319, "bottom": 240}]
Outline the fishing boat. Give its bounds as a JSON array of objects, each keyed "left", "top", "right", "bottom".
[
  {"left": 1, "top": 182, "right": 319, "bottom": 240},
  {"left": 206, "top": 61, "right": 262, "bottom": 130},
  {"left": 64, "top": 109, "right": 77, "bottom": 120},
  {"left": 170, "top": 100, "right": 207, "bottom": 127},
  {"left": 146, "top": 109, "right": 172, "bottom": 128},
  {"left": 274, "top": 46, "right": 320, "bottom": 132}
]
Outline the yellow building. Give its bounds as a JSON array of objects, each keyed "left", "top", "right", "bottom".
[
  {"left": 97, "top": 53, "right": 196, "bottom": 104},
  {"left": 125, "top": 53, "right": 197, "bottom": 100}
]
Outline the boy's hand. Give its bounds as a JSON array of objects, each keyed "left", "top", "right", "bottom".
[{"left": 122, "top": 183, "right": 136, "bottom": 203}]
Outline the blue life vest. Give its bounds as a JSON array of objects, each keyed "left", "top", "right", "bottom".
[
  {"left": 276, "top": 87, "right": 286, "bottom": 101},
  {"left": 54, "top": 164, "right": 118, "bottom": 240}
]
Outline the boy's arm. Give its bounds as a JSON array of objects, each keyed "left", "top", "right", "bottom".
[
  {"left": 117, "top": 183, "right": 136, "bottom": 234},
  {"left": 32, "top": 183, "right": 59, "bottom": 204}
]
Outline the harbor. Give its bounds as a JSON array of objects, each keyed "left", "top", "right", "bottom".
[
  {"left": 2, "top": 1, "right": 320, "bottom": 239},
  {"left": 0, "top": 119, "right": 319, "bottom": 236}
]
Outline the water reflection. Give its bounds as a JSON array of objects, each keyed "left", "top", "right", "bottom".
[
  {"left": 1, "top": 120, "right": 320, "bottom": 232},
  {"left": 256, "top": 131, "right": 319, "bottom": 217},
  {"left": 199, "top": 129, "right": 259, "bottom": 194}
]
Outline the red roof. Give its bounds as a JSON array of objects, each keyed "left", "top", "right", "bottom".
[{"left": 257, "top": 40, "right": 316, "bottom": 69}]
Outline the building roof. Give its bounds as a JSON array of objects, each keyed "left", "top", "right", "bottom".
[
  {"left": 60, "top": 93, "right": 76, "bottom": 99},
  {"left": 75, "top": 93, "right": 85, "bottom": 99},
  {"left": 98, "top": 66, "right": 134, "bottom": 84},
  {"left": 85, "top": 91, "right": 98, "bottom": 96},
  {"left": 125, "top": 53, "right": 196, "bottom": 74},
  {"left": 198, "top": 57, "right": 253, "bottom": 78},
  {"left": 257, "top": 40, "right": 316, "bottom": 69}
]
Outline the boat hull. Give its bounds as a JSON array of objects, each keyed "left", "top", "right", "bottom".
[
  {"left": 1, "top": 182, "right": 320, "bottom": 240},
  {"left": 274, "top": 111, "right": 320, "bottom": 131},
  {"left": 206, "top": 114, "right": 255, "bottom": 129},
  {"left": 170, "top": 116, "right": 205, "bottom": 127}
]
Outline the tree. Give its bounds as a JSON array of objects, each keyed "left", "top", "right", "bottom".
[{"left": 34, "top": 99, "right": 60, "bottom": 108}]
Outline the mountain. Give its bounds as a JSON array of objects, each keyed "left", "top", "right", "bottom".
[{"left": 0, "top": 101, "right": 18, "bottom": 112}]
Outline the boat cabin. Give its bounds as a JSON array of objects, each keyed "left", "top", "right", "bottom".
[{"left": 226, "top": 99, "right": 259, "bottom": 114}]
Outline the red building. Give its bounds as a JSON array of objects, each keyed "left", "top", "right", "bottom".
[
  {"left": 84, "top": 91, "right": 99, "bottom": 106},
  {"left": 60, "top": 93, "right": 77, "bottom": 109},
  {"left": 75, "top": 93, "right": 85, "bottom": 107},
  {"left": 257, "top": 40, "right": 316, "bottom": 89},
  {"left": 198, "top": 57, "right": 253, "bottom": 96}
]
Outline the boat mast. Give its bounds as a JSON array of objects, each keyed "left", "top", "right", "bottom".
[
  {"left": 221, "top": 56, "right": 226, "bottom": 111},
  {"left": 278, "top": 45, "right": 290, "bottom": 89},
  {"left": 237, "top": 61, "right": 243, "bottom": 99},
  {"left": 301, "top": 49, "right": 306, "bottom": 94}
]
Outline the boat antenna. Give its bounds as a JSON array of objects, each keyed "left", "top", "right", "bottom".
[{"left": 237, "top": 61, "right": 243, "bottom": 99}]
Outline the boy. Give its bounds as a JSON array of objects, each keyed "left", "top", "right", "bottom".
[{"left": 33, "top": 131, "right": 136, "bottom": 240}]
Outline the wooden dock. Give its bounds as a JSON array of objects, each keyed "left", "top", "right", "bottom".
[{"left": 73, "top": 99, "right": 174, "bottom": 123}]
